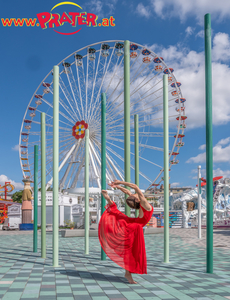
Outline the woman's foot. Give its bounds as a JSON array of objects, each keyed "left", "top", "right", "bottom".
[{"left": 125, "top": 271, "right": 137, "bottom": 284}]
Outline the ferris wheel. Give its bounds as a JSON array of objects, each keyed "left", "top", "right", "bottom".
[{"left": 19, "top": 40, "right": 186, "bottom": 192}]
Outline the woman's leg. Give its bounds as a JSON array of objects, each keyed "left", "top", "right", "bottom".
[{"left": 125, "top": 270, "right": 137, "bottom": 284}]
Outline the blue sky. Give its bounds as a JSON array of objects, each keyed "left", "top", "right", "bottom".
[{"left": 1, "top": 0, "right": 230, "bottom": 191}]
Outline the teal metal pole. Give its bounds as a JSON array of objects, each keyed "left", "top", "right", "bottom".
[
  {"left": 134, "top": 114, "right": 139, "bottom": 218},
  {"left": 53, "top": 65, "right": 59, "bottom": 267},
  {"left": 41, "top": 112, "right": 46, "bottom": 258},
  {"left": 101, "top": 93, "right": 106, "bottom": 260},
  {"left": 33, "top": 145, "right": 38, "bottom": 253},
  {"left": 163, "top": 74, "right": 169, "bottom": 263},
  {"left": 205, "top": 13, "right": 213, "bottom": 274},
  {"left": 124, "top": 40, "right": 130, "bottom": 217},
  {"left": 85, "top": 129, "right": 89, "bottom": 255}
]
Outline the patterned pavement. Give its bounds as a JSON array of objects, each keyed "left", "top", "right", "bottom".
[{"left": 0, "top": 229, "right": 230, "bottom": 300}]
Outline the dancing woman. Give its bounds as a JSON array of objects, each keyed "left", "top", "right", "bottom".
[{"left": 98, "top": 180, "right": 153, "bottom": 284}]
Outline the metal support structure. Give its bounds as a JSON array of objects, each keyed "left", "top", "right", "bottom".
[
  {"left": 41, "top": 112, "right": 46, "bottom": 258},
  {"left": 85, "top": 129, "right": 89, "bottom": 255},
  {"left": 205, "top": 13, "right": 213, "bottom": 274},
  {"left": 198, "top": 165, "right": 202, "bottom": 239},
  {"left": 33, "top": 145, "right": 38, "bottom": 253},
  {"left": 134, "top": 114, "right": 139, "bottom": 218},
  {"left": 163, "top": 74, "right": 169, "bottom": 263},
  {"left": 53, "top": 65, "right": 59, "bottom": 267},
  {"left": 101, "top": 93, "right": 106, "bottom": 260},
  {"left": 124, "top": 40, "right": 131, "bottom": 217}
]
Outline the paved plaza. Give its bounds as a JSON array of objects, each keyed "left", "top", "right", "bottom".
[{"left": 0, "top": 229, "right": 230, "bottom": 300}]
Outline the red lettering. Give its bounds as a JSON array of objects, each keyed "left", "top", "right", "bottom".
[
  {"left": 25, "top": 18, "right": 37, "bottom": 27},
  {"left": 78, "top": 13, "right": 87, "bottom": 25},
  {"left": 68, "top": 12, "right": 80, "bottom": 26},
  {"left": 1, "top": 18, "right": 13, "bottom": 26},
  {"left": 37, "top": 12, "right": 51, "bottom": 29},
  {"left": 48, "top": 13, "right": 60, "bottom": 28},
  {"left": 59, "top": 12, "right": 72, "bottom": 25},
  {"left": 102, "top": 18, "right": 109, "bottom": 27},
  {"left": 109, "top": 16, "right": 115, "bottom": 27},
  {"left": 13, "top": 18, "right": 25, "bottom": 27},
  {"left": 86, "top": 13, "right": 97, "bottom": 26}
]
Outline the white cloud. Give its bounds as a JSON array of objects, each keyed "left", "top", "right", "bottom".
[
  {"left": 150, "top": 0, "right": 230, "bottom": 23},
  {"left": 217, "top": 137, "right": 230, "bottom": 146},
  {"left": 213, "top": 33, "right": 230, "bottom": 63},
  {"left": 213, "top": 168, "right": 230, "bottom": 178},
  {"left": 150, "top": 32, "right": 230, "bottom": 129},
  {"left": 84, "top": 0, "right": 117, "bottom": 18},
  {"left": 192, "top": 168, "right": 230, "bottom": 180},
  {"left": 185, "top": 26, "right": 194, "bottom": 36},
  {"left": 135, "top": 3, "right": 151, "bottom": 18},
  {"left": 12, "top": 144, "right": 19, "bottom": 151},
  {"left": 0, "top": 174, "right": 24, "bottom": 190},
  {"left": 187, "top": 136, "right": 230, "bottom": 163},
  {"left": 196, "top": 30, "right": 204, "bottom": 38},
  {"left": 199, "top": 144, "right": 206, "bottom": 150},
  {"left": 171, "top": 182, "right": 180, "bottom": 187}
]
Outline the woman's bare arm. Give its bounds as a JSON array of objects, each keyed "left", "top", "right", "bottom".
[
  {"left": 101, "top": 190, "right": 113, "bottom": 205},
  {"left": 112, "top": 180, "right": 152, "bottom": 211},
  {"left": 109, "top": 183, "right": 132, "bottom": 196}
]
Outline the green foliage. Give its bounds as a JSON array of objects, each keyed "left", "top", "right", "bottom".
[{"left": 12, "top": 190, "right": 23, "bottom": 203}]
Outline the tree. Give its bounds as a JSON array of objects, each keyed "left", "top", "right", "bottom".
[{"left": 12, "top": 190, "right": 23, "bottom": 203}]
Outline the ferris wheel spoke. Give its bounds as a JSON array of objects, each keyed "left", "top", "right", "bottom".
[
  {"left": 87, "top": 50, "right": 103, "bottom": 121},
  {"left": 70, "top": 156, "right": 85, "bottom": 188},
  {"left": 65, "top": 145, "right": 84, "bottom": 189},
  {"left": 64, "top": 66, "right": 84, "bottom": 120},
  {"left": 46, "top": 141, "right": 78, "bottom": 189},
  {"left": 41, "top": 95, "right": 75, "bottom": 124},
  {"left": 107, "top": 136, "right": 163, "bottom": 152},
  {"left": 106, "top": 145, "right": 152, "bottom": 183},
  {"left": 130, "top": 75, "right": 162, "bottom": 98},
  {"left": 75, "top": 60, "right": 86, "bottom": 119},
  {"left": 35, "top": 109, "right": 73, "bottom": 128},
  {"left": 89, "top": 144, "right": 101, "bottom": 188},
  {"left": 88, "top": 46, "right": 117, "bottom": 123},
  {"left": 89, "top": 140, "right": 113, "bottom": 183},
  {"left": 59, "top": 77, "right": 80, "bottom": 120},
  {"left": 106, "top": 140, "right": 163, "bottom": 168},
  {"left": 59, "top": 140, "right": 82, "bottom": 190}
]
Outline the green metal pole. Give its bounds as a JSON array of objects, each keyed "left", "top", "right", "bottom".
[
  {"left": 205, "top": 13, "right": 213, "bottom": 274},
  {"left": 101, "top": 93, "right": 106, "bottom": 260},
  {"left": 41, "top": 112, "right": 46, "bottom": 258},
  {"left": 163, "top": 74, "right": 169, "bottom": 263},
  {"left": 134, "top": 114, "right": 139, "bottom": 218},
  {"left": 85, "top": 129, "right": 89, "bottom": 255},
  {"left": 53, "top": 65, "right": 59, "bottom": 267},
  {"left": 33, "top": 145, "right": 38, "bottom": 253},
  {"left": 124, "top": 40, "right": 130, "bottom": 217}
]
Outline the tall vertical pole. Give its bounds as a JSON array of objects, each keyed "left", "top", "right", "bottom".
[
  {"left": 33, "top": 145, "right": 38, "bottom": 253},
  {"left": 41, "top": 112, "right": 46, "bottom": 258},
  {"left": 101, "top": 93, "right": 106, "bottom": 260},
  {"left": 124, "top": 40, "right": 131, "bottom": 217},
  {"left": 134, "top": 114, "right": 139, "bottom": 218},
  {"left": 205, "top": 13, "right": 213, "bottom": 274},
  {"left": 53, "top": 65, "right": 59, "bottom": 267},
  {"left": 163, "top": 74, "right": 169, "bottom": 263},
  {"left": 198, "top": 165, "right": 202, "bottom": 239},
  {"left": 85, "top": 129, "right": 89, "bottom": 255}
]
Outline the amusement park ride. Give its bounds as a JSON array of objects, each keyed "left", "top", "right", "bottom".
[{"left": 0, "top": 182, "right": 15, "bottom": 224}]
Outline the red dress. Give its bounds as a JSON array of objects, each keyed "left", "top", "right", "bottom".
[{"left": 98, "top": 202, "right": 153, "bottom": 274}]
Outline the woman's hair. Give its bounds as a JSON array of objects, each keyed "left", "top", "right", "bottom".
[{"left": 126, "top": 195, "right": 140, "bottom": 210}]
